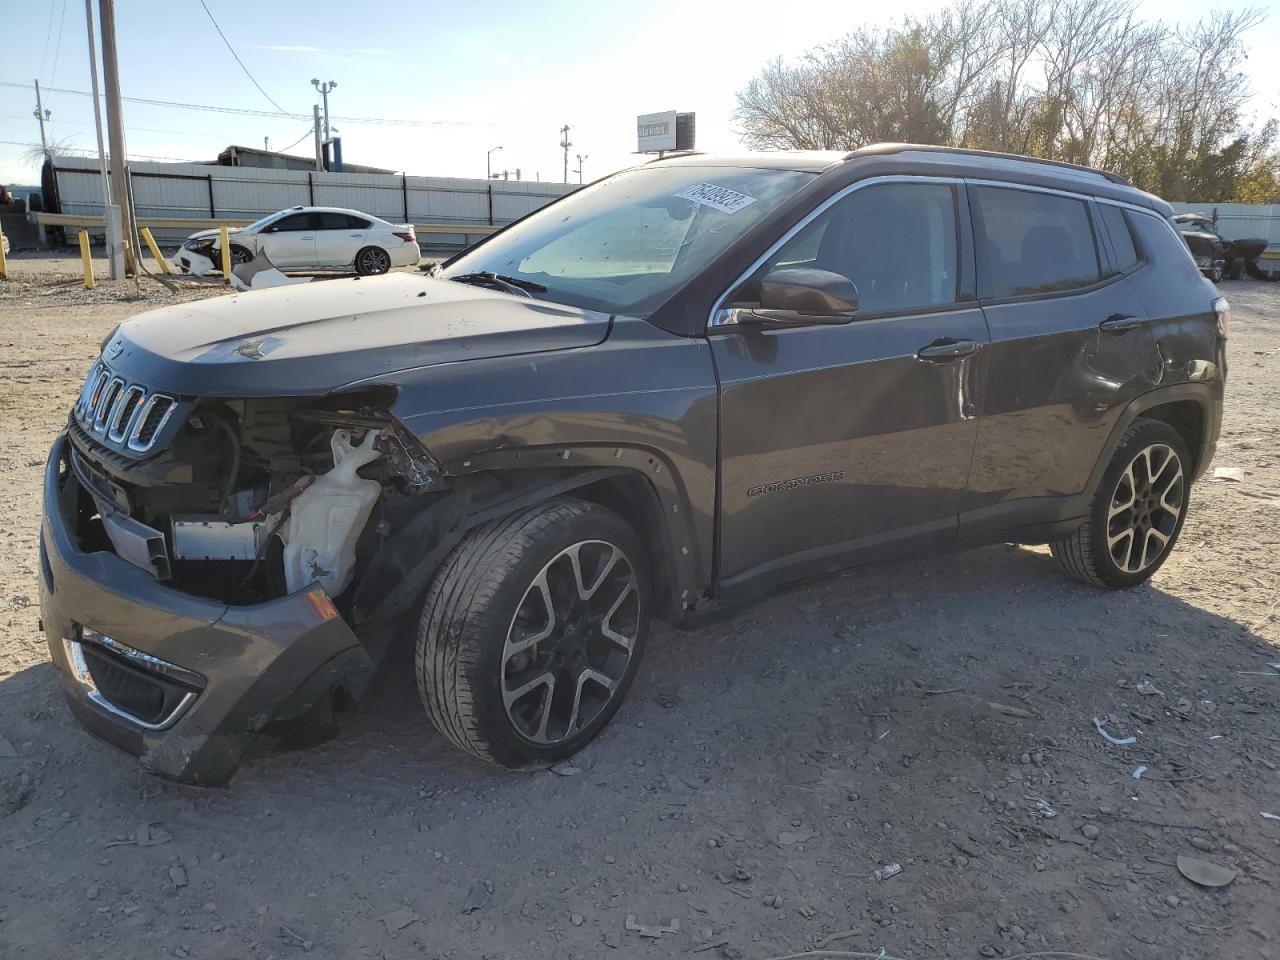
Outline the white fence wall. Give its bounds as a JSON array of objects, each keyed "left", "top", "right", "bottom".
[
  {"left": 50, "top": 156, "right": 578, "bottom": 251},
  {"left": 1167, "top": 201, "right": 1280, "bottom": 251}
]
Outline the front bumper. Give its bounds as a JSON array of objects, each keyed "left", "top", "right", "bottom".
[{"left": 39, "top": 433, "right": 372, "bottom": 785}]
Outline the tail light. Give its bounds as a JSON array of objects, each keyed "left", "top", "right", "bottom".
[
  {"left": 393, "top": 231, "right": 416, "bottom": 243},
  {"left": 1212, "top": 296, "right": 1229, "bottom": 339}
]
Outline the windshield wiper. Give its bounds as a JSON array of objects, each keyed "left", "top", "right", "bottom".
[{"left": 447, "top": 272, "right": 547, "bottom": 298}]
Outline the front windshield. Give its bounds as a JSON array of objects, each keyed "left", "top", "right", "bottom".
[
  {"left": 243, "top": 212, "right": 283, "bottom": 232},
  {"left": 441, "top": 165, "right": 815, "bottom": 315}
]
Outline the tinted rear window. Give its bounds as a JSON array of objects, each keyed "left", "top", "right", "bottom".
[
  {"left": 1127, "top": 211, "right": 1203, "bottom": 283},
  {"left": 1099, "top": 204, "right": 1140, "bottom": 272},
  {"left": 971, "top": 186, "right": 1101, "bottom": 298}
]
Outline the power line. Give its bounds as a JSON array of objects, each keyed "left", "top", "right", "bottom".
[
  {"left": 38, "top": 3, "right": 57, "bottom": 80},
  {"left": 0, "top": 80, "right": 527, "bottom": 129},
  {"left": 0, "top": 137, "right": 207, "bottom": 164},
  {"left": 50, "top": 0, "right": 70, "bottom": 84},
  {"left": 198, "top": 0, "right": 292, "bottom": 115},
  {"left": 277, "top": 124, "right": 317, "bottom": 154}
]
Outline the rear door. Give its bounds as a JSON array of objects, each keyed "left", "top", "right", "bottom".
[
  {"left": 314, "top": 212, "right": 371, "bottom": 268},
  {"left": 259, "top": 212, "right": 318, "bottom": 267},
  {"left": 959, "top": 183, "right": 1160, "bottom": 540},
  {"left": 711, "top": 178, "right": 989, "bottom": 600}
]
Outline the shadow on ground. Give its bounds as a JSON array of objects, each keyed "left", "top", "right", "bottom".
[{"left": 1, "top": 543, "right": 1277, "bottom": 960}]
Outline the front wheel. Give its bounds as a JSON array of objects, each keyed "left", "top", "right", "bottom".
[
  {"left": 1051, "top": 418, "right": 1191, "bottom": 588},
  {"left": 416, "top": 498, "right": 649, "bottom": 768},
  {"left": 355, "top": 245, "right": 392, "bottom": 275}
]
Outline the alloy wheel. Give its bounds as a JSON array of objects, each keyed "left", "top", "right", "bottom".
[
  {"left": 501, "top": 540, "right": 640, "bottom": 745},
  {"left": 359, "top": 248, "right": 391, "bottom": 274},
  {"left": 1106, "top": 443, "right": 1184, "bottom": 574}
]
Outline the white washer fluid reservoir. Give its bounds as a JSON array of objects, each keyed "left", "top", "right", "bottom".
[{"left": 282, "top": 428, "right": 382, "bottom": 596}]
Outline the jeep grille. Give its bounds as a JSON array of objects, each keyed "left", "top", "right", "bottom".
[{"left": 74, "top": 362, "right": 177, "bottom": 454}]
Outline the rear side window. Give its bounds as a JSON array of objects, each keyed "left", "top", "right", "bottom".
[
  {"left": 971, "top": 186, "right": 1101, "bottom": 298},
  {"left": 1127, "top": 211, "right": 1203, "bottom": 283},
  {"left": 764, "top": 181, "right": 959, "bottom": 314},
  {"left": 1099, "top": 204, "right": 1140, "bottom": 272}
]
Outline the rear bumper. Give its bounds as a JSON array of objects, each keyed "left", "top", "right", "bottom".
[
  {"left": 39, "top": 433, "right": 372, "bottom": 785},
  {"left": 391, "top": 242, "right": 420, "bottom": 268}
]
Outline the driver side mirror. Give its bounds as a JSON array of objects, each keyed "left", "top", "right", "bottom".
[{"left": 728, "top": 267, "right": 859, "bottom": 328}]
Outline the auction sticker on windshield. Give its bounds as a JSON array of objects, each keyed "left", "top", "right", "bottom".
[{"left": 674, "top": 183, "right": 757, "bottom": 214}]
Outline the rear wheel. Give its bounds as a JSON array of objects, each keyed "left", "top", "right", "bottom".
[
  {"left": 355, "top": 246, "right": 392, "bottom": 275},
  {"left": 1246, "top": 258, "right": 1280, "bottom": 282},
  {"left": 1051, "top": 418, "right": 1191, "bottom": 589},
  {"left": 416, "top": 498, "right": 649, "bottom": 767}
]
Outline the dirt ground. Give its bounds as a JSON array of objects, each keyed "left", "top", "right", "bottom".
[{"left": 0, "top": 254, "right": 1278, "bottom": 960}]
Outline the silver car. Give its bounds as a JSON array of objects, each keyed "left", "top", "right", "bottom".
[{"left": 175, "top": 206, "right": 419, "bottom": 276}]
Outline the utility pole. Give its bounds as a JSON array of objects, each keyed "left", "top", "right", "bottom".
[
  {"left": 574, "top": 154, "right": 587, "bottom": 184},
  {"left": 32, "top": 79, "right": 50, "bottom": 153},
  {"left": 84, "top": 0, "right": 123, "bottom": 279},
  {"left": 312, "top": 104, "right": 323, "bottom": 171},
  {"left": 559, "top": 124, "right": 572, "bottom": 184},
  {"left": 98, "top": 0, "right": 135, "bottom": 274},
  {"left": 263, "top": 136, "right": 270, "bottom": 152}
]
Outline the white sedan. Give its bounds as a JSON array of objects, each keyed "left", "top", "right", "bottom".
[{"left": 175, "top": 206, "right": 419, "bottom": 276}]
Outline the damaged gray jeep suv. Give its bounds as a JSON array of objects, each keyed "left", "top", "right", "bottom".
[{"left": 40, "top": 145, "right": 1226, "bottom": 783}]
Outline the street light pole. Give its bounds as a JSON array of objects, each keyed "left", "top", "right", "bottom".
[
  {"left": 575, "top": 154, "right": 588, "bottom": 184},
  {"left": 311, "top": 79, "right": 337, "bottom": 140},
  {"left": 487, "top": 145, "right": 503, "bottom": 181}
]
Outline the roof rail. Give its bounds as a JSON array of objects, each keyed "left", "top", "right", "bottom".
[
  {"left": 644, "top": 150, "right": 704, "bottom": 163},
  {"left": 845, "top": 143, "right": 1130, "bottom": 186}
]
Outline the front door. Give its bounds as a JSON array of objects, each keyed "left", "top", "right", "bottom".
[
  {"left": 260, "top": 212, "right": 318, "bottom": 267},
  {"left": 710, "top": 179, "right": 988, "bottom": 601}
]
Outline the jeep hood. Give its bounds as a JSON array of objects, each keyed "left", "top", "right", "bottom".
[{"left": 104, "top": 274, "right": 611, "bottom": 396}]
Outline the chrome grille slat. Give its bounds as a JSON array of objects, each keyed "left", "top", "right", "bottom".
[
  {"left": 108, "top": 385, "right": 146, "bottom": 442},
  {"left": 92, "top": 377, "right": 124, "bottom": 432},
  {"left": 72, "top": 362, "right": 178, "bottom": 456}
]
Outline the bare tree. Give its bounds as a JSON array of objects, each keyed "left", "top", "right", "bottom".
[{"left": 734, "top": 2, "right": 1277, "bottom": 201}]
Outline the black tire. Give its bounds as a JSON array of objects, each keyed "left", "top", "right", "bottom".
[
  {"left": 229, "top": 244, "right": 253, "bottom": 265},
  {"left": 1226, "top": 256, "right": 1245, "bottom": 281},
  {"left": 1051, "top": 418, "right": 1191, "bottom": 589},
  {"left": 355, "top": 245, "right": 392, "bottom": 275},
  {"left": 416, "top": 497, "right": 650, "bottom": 768},
  {"left": 1209, "top": 263, "right": 1223, "bottom": 284}
]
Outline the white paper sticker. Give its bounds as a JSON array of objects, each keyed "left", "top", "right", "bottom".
[{"left": 674, "top": 183, "right": 757, "bottom": 214}]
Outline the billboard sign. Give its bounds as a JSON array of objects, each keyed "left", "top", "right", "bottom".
[{"left": 637, "top": 111, "right": 678, "bottom": 152}]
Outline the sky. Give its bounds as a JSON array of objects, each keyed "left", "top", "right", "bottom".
[{"left": 2, "top": 0, "right": 1279, "bottom": 187}]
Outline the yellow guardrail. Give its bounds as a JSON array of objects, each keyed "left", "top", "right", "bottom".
[{"left": 35, "top": 212, "right": 499, "bottom": 237}]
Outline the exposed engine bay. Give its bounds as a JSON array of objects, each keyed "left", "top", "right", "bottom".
[{"left": 68, "top": 383, "right": 443, "bottom": 609}]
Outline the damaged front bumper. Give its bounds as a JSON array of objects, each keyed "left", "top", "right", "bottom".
[{"left": 39, "top": 433, "right": 373, "bottom": 785}]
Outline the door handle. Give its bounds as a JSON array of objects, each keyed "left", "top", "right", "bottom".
[
  {"left": 916, "top": 338, "right": 978, "bottom": 361},
  {"left": 349, "top": 233, "right": 362, "bottom": 237},
  {"left": 1100, "top": 314, "right": 1141, "bottom": 333}
]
